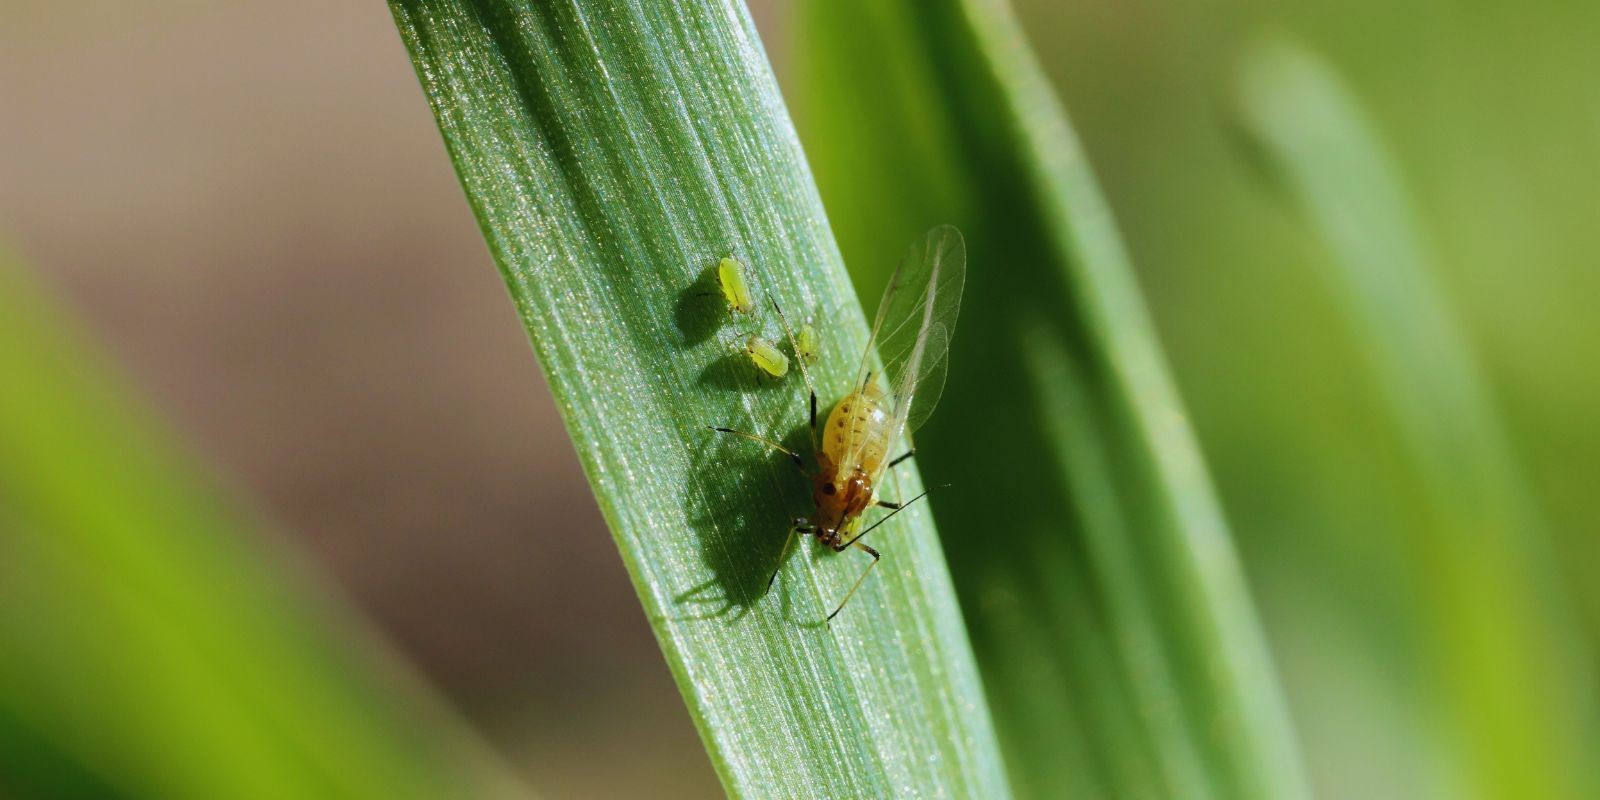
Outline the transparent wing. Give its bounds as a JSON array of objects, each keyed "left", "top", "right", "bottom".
[
  {"left": 881, "top": 225, "right": 964, "bottom": 436},
  {"left": 899, "top": 323, "right": 949, "bottom": 432},
  {"left": 845, "top": 226, "right": 965, "bottom": 472}
]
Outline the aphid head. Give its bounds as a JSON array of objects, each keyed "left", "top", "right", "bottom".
[{"left": 813, "top": 470, "right": 872, "bottom": 531}]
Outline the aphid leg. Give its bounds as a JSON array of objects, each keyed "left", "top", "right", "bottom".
[
  {"left": 886, "top": 444, "right": 909, "bottom": 522},
  {"left": 809, "top": 391, "right": 818, "bottom": 444},
  {"left": 769, "top": 297, "right": 820, "bottom": 451},
  {"left": 827, "top": 541, "right": 881, "bottom": 622},
  {"left": 767, "top": 520, "right": 813, "bottom": 591},
  {"left": 704, "top": 426, "right": 805, "bottom": 471},
  {"left": 840, "top": 487, "right": 938, "bottom": 549},
  {"left": 885, "top": 449, "right": 916, "bottom": 470}
]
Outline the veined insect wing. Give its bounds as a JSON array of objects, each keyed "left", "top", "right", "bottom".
[
  {"left": 835, "top": 225, "right": 964, "bottom": 486},
  {"left": 884, "top": 226, "right": 963, "bottom": 436},
  {"left": 857, "top": 226, "right": 966, "bottom": 431},
  {"left": 899, "top": 322, "right": 950, "bottom": 433}
]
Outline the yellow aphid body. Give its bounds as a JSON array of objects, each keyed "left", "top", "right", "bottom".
[
  {"left": 796, "top": 323, "right": 820, "bottom": 364},
  {"left": 813, "top": 383, "right": 890, "bottom": 538},
  {"left": 716, "top": 256, "right": 756, "bottom": 315},
  {"left": 743, "top": 334, "right": 789, "bottom": 378}
]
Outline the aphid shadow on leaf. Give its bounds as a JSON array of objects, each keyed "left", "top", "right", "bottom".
[
  {"left": 673, "top": 270, "right": 725, "bottom": 347},
  {"left": 698, "top": 350, "right": 787, "bottom": 392},
  {"left": 666, "top": 418, "right": 815, "bottom": 624},
  {"left": 686, "top": 226, "right": 967, "bottom": 623}
]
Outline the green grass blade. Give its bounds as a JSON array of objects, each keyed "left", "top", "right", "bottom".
[
  {"left": 792, "top": 2, "right": 1309, "bottom": 798},
  {"left": 386, "top": 2, "right": 1010, "bottom": 796},
  {"left": 1235, "top": 37, "right": 1600, "bottom": 799},
  {"left": 0, "top": 251, "right": 519, "bottom": 799}
]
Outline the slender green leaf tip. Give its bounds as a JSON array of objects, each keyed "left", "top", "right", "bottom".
[{"left": 389, "top": 1, "right": 1011, "bottom": 797}]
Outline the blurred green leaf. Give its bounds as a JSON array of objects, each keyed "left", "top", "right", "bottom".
[
  {"left": 387, "top": 1, "right": 1009, "bottom": 797},
  {"left": 1235, "top": 37, "right": 1599, "bottom": 799},
  {"left": 0, "top": 251, "right": 519, "bottom": 799},
  {"left": 793, "top": 2, "right": 1308, "bottom": 798}
]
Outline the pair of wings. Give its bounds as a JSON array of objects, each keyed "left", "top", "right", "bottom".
[{"left": 841, "top": 225, "right": 965, "bottom": 471}]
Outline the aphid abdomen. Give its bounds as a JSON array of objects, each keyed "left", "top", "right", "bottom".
[
  {"left": 716, "top": 256, "right": 755, "bottom": 315},
  {"left": 823, "top": 385, "right": 891, "bottom": 479},
  {"left": 796, "top": 323, "right": 820, "bottom": 364},
  {"left": 744, "top": 334, "right": 789, "bottom": 377}
]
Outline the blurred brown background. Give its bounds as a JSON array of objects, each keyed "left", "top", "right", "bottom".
[
  {"left": 3, "top": 2, "right": 727, "bottom": 796},
  {"left": 9, "top": 0, "right": 1599, "bottom": 797}
]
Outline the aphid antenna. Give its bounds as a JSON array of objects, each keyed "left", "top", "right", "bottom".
[
  {"left": 721, "top": 328, "right": 757, "bottom": 353},
  {"left": 718, "top": 331, "right": 750, "bottom": 379},
  {"left": 703, "top": 425, "right": 806, "bottom": 471},
  {"left": 839, "top": 484, "right": 947, "bottom": 550},
  {"left": 769, "top": 295, "right": 820, "bottom": 451}
]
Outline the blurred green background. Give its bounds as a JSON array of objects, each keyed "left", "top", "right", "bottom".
[{"left": 3, "top": 0, "right": 1596, "bottom": 797}]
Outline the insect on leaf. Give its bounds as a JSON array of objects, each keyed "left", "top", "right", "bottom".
[{"left": 388, "top": 2, "right": 1010, "bottom": 795}]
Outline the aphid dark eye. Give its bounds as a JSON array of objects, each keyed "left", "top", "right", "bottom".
[{"left": 822, "top": 483, "right": 836, "bottom": 495}]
